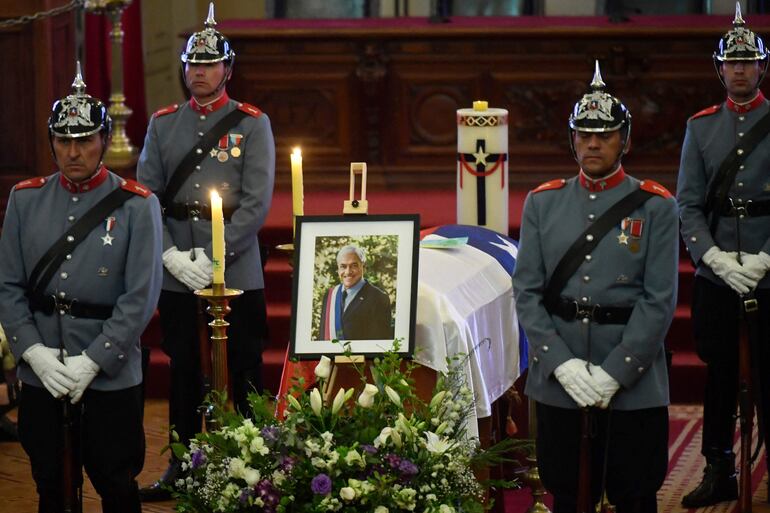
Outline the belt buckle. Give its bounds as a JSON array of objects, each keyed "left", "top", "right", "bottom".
[
  {"left": 188, "top": 207, "right": 201, "bottom": 220},
  {"left": 744, "top": 298, "right": 759, "bottom": 313},
  {"left": 573, "top": 301, "right": 597, "bottom": 323}
]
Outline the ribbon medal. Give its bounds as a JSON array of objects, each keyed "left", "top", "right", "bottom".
[
  {"left": 229, "top": 134, "right": 243, "bottom": 158},
  {"left": 619, "top": 217, "right": 644, "bottom": 253},
  {"left": 101, "top": 216, "right": 115, "bottom": 246},
  {"left": 216, "top": 134, "right": 229, "bottom": 163}
]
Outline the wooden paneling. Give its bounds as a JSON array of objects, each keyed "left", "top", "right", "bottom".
[{"left": 219, "top": 16, "right": 768, "bottom": 190}]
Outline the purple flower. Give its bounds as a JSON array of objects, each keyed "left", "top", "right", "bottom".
[
  {"left": 384, "top": 453, "right": 402, "bottom": 469},
  {"left": 255, "top": 479, "right": 280, "bottom": 508},
  {"left": 279, "top": 455, "right": 295, "bottom": 472},
  {"left": 311, "top": 473, "right": 332, "bottom": 495},
  {"left": 361, "top": 444, "right": 377, "bottom": 455},
  {"left": 190, "top": 449, "right": 207, "bottom": 469},
  {"left": 399, "top": 459, "right": 419, "bottom": 477},
  {"left": 239, "top": 487, "right": 253, "bottom": 504},
  {"left": 261, "top": 425, "right": 280, "bottom": 443}
]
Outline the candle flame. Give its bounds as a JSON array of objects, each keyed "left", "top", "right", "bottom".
[
  {"left": 292, "top": 147, "right": 302, "bottom": 158},
  {"left": 210, "top": 190, "right": 221, "bottom": 201}
]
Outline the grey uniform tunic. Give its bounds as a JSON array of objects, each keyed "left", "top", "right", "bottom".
[
  {"left": 137, "top": 96, "right": 275, "bottom": 292},
  {"left": 513, "top": 170, "right": 679, "bottom": 410},
  {"left": 677, "top": 94, "right": 770, "bottom": 288},
  {"left": 0, "top": 169, "right": 163, "bottom": 390}
]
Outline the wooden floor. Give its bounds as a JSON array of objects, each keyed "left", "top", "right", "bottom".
[{"left": 0, "top": 398, "right": 177, "bottom": 513}]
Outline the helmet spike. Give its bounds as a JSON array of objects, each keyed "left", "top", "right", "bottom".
[
  {"left": 205, "top": 2, "right": 216, "bottom": 29},
  {"left": 734, "top": 1, "right": 745, "bottom": 27},
  {"left": 590, "top": 60, "right": 606, "bottom": 91},
  {"left": 71, "top": 61, "right": 87, "bottom": 96}
]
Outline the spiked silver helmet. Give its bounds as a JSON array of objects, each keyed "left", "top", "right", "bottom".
[
  {"left": 715, "top": 2, "right": 767, "bottom": 62},
  {"left": 48, "top": 61, "right": 112, "bottom": 139},
  {"left": 181, "top": 2, "right": 235, "bottom": 64},
  {"left": 568, "top": 61, "right": 631, "bottom": 163}
]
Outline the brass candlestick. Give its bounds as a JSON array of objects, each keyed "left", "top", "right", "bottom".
[
  {"left": 85, "top": 0, "right": 137, "bottom": 170},
  {"left": 522, "top": 398, "right": 551, "bottom": 513},
  {"left": 195, "top": 283, "right": 243, "bottom": 397}
]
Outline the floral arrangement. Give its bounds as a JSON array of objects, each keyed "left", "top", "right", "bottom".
[{"left": 170, "top": 347, "right": 523, "bottom": 513}]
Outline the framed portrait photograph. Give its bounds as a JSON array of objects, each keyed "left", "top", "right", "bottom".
[{"left": 290, "top": 214, "right": 420, "bottom": 360}]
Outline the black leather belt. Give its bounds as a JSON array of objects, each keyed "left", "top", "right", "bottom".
[
  {"left": 29, "top": 294, "right": 113, "bottom": 320},
  {"left": 546, "top": 297, "right": 633, "bottom": 325},
  {"left": 164, "top": 202, "right": 235, "bottom": 221},
  {"left": 721, "top": 199, "right": 770, "bottom": 217}
]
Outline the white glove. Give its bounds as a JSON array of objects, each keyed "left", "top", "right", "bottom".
[
  {"left": 741, "top": 252, "right": 770, "bottom": 282},
  {"left": 192, "top": 248, "right": 213, "bottom": 287},
  {"left": 162, "top": 246, "right": 211, "bottom": 290},
  {"left": 589, "top": 364, "right": 621, "bottom": 409},
  {"left": 702, "top": 247, "right": 761, "bottom": 294},
  {"left": 553, "top": 358, "right": 602, "bottom": 408},
  {"left": 23, "top": 343, "right": 78, "bottom": 399},
  {"left": 65, "top": 353, "right": 100, "bottom": 404}
]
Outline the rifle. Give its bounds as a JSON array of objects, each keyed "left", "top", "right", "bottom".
[
  {"left": 577, "top": 407, "right": 593, "bottom": 513},
  {"left": 734, "top": 205, "right": 762, "bottom": 513},
  {"left": 56, "top": 340, "right": 81, "bottom": 513}
]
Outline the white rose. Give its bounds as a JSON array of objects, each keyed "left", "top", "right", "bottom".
[
  {"left": 242, "top": 467, "right": 261, "bottom": 486},
  {"left": 374, "top": 507, "right": 389, "bottom": 513},
  {"left": 358, "top": 383, "right": 378, "bottom": 408},
  {"left": 315, "top": 355, "right": 332, "bottom": 380},
  {"left": 340, "top": 486, "right": 356, "bottom": 501}
]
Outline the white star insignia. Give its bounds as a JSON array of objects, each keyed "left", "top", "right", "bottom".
[
  {"left": 210, "top": 148, "right": 218, "bottom": 158},
  {"left": 617, "top": 232, "right": 629, "bottom": 245},
  {"left": 101, "top": 233, "right": 114, "bottom": 246},
  {"left": 489, "top": 235, "right": 518, "bottom": 259},
  {"left": 472, "top": 149, "right": 490, "bottom": 166}
]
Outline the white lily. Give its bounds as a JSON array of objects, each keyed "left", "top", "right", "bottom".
[
  {"left": 310, "top": 388, "right": 323, "bottom": 416},
  {"left": 332, "top": 387, "right": 346, "bottom": 415},
  {"left": 315, "top": 355, "right": 332, "bottom": 380},
  {"left": 384, "top": 385, "right": 401, "bottom": 406},
  {"left": 357, "top": 383, "right": 378, "bottom": 408},
  {"left": 424, "top": 431, "right": 452, "bottom": 454}
]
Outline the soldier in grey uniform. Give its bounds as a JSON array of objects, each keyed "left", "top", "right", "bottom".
[
  {"left": 513, "top": 62, "right": 678, "bottom": 512},
  {"left": 136, "top": 3, "right": 275, "bottom": 500},
  {"left": 677, "top": 5, "right": 770, "bottom": 507},
  {"left": 0, "top": 66, "right": 163, "bottom": 513}
]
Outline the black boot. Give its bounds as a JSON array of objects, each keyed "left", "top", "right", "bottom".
[
  {"left": 138, "top": 459, "right": 182, "bottom": 502},
  {"left": 681, "top": 456, "right": 738, "bottom": 508}
]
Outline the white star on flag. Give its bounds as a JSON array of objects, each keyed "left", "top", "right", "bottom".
[{"left": 489, "top": 235, "right": 518, "bottom": 259}]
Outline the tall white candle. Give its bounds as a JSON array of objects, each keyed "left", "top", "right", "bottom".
[{"left": 210, "top": 190, "right": 225, "bottom": 284}]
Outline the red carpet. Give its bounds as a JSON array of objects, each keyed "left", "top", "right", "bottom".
[{"left": 504, "top": 405, "right": 768, "bottom": 513}]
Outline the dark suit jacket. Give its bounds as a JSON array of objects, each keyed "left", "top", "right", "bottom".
[{"left": 320, "top": 281, "right": 393, "bottom": 341}]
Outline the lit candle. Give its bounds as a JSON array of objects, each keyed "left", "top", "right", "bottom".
[
  {"left": 210, "top": 190, "right": 225, "bottom": 284},
  {"left": 290, "top": 147, "right": 304, "bottom": 235}
]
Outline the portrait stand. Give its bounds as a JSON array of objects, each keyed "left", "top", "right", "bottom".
[{"left": 321, "top": 355, "right": 366, "bottom": 404}]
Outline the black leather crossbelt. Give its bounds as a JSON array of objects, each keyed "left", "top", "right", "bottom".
[
  {"left": 546, "top": 297, "right": 633, "bottom": 325},
  {"left": 164, "top": 202, "right": 235, "bottom": 221},
  {"left": 29, "top": 294, "right": 113, "bottom": 320},
  {"left": 720, "top": 198, "right": 770, "bottom": 218}
]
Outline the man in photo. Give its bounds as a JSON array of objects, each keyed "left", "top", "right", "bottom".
[{"left": 319, "top": 245, "right": 393, "bottom": 341}]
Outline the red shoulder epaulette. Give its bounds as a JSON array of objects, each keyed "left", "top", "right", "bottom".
[
  {"left": 153, "top": 104, "right": 179, "bottom": 118},
  {"left": 237, "top": 103, "right": 263, "bottom": 118},
  {"left": 120, "top": 179, "right": 152, "bottom": 198},
  {"left": 15, "top": 177, "right": 47, "bottom": 190},
  {"left": 640, "top": 180, "right": 672, "bottom": 199},
  {"left": 689, "top": 104, "right": 720, "bottom": 121},
  {"left": 532, "top": 179, "right": 567, "bottom": 194}
]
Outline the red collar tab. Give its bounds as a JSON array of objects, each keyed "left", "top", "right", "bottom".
[
  {"left": 189, "top": 93, "right": 229, "bottom": 114},
  {"left": 59, "top": 165, "right": 108, "bottom": 193},
  {"left": 726, "top": 91, "right": 766, "bottom": 113},
  {"left": 579, "top": 166, "right": 626, "bottom": 192}
]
